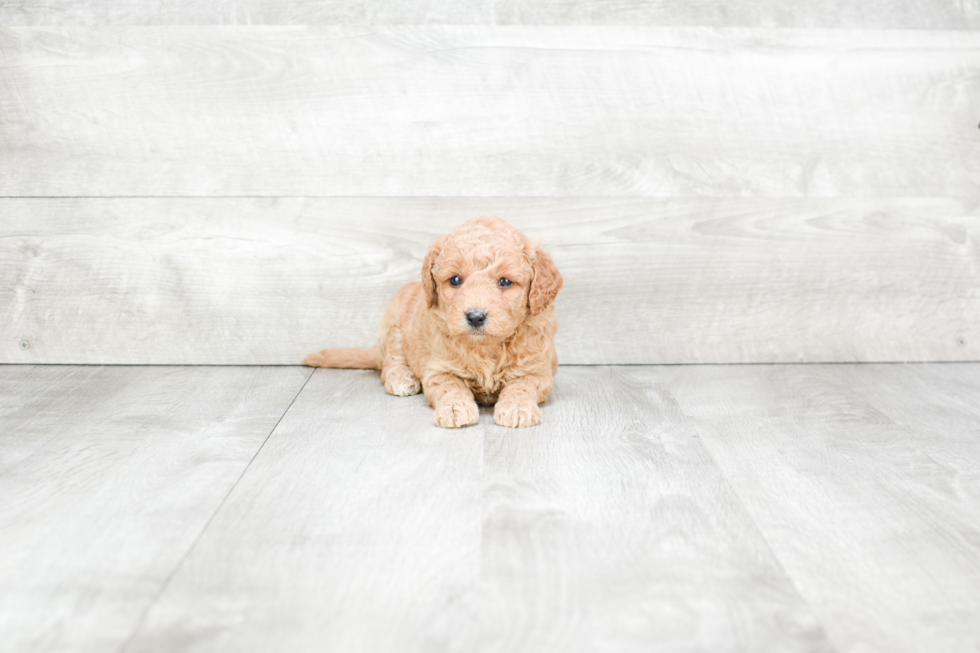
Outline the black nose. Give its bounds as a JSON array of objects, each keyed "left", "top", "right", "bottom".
[{"left": 466, "top": 310, "right": 487, "bottom": 329}]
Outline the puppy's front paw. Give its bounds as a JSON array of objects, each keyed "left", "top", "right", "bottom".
[
  {"left": 494, "top": 400, "right": 542, "bottom": 428},
  {"left": 433, "top": 399, "right": 479, "bottom": 429},
  {"left": 384, "top": 369, "right": 421, "bottom": 397}
]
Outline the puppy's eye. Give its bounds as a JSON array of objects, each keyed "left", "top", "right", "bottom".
[
  {"left": 498, "top": 278, "right": 513, "bottom": 288},
  {"left": 449, "top": 275, "right": 463, "bottom": 287}
]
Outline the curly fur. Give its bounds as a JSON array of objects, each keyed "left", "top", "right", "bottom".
[{"left": 304, "top": 216, "right": 563, "bottom": 428}]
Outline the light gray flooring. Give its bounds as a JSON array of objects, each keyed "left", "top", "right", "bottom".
[{"left": 2, "top": 364, "right": 979, "bottom": 652}]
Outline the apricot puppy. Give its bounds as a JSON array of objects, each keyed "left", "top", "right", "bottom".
[{"left": 304, "top": 216, "right": 563, "bottom": 428}]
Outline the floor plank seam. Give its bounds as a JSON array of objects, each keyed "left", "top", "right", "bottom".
[
  {"left": 113, "top": 366, "right": 316, "bottom": 653},
  {"left": 671, "top": 406, "right": 846, "bottom": 653}
]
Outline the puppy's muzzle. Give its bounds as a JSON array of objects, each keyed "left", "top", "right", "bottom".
[{"left": 465, "top": 310, "right": 487, "bottom": 329}]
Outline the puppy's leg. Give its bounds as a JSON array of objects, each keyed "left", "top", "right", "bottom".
[
  {"left": 424, "top": 373, "right": 479, "bottom": 428},
  {"left": 494, "top": 375, "right": 552, "bottom": 428},
  {"left": 379, "top": 327, "right": 421, "bottom": 397},
  {"left": 382, "top": 360, "right": 421, "bottom": 397}
]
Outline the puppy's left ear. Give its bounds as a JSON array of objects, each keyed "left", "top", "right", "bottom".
[{"left": 529, "top": 247, "right": 563, "bottom": 315}]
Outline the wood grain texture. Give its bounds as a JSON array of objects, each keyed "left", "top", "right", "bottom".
[
  {"left": 3, "top": 363, "right": 978, "bottom": 651},
  {"left": 123, "top": 366, "right": 833, "bottom": 652},
  {"left": 2, "top": 197, "right": 978, "bottom": 365},
  {"left": 2, "top": 0, "right": 979, "bottom": 28},
  {"left": 462, "top": 365, "right": 832, "bottom": 652},
  {"left": 663, "top": 363, "right": 980, "bottom": 653},
  {"left": 0, "top": 365, "right": 311, "bottom": 653},
  {"left": 122, "top": 368, "right": 488, "bottom": 653},
  {"left": 2, "top": 26, "right": 978, "bottom": 197}
]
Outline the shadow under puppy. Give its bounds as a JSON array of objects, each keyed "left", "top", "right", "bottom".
[{"left": 304, "top": 216, "right": 563, "bottom": 428}]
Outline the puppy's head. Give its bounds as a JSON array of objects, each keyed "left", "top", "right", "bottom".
[{"left": 422, "top": 217, "right": 562, "bottom": 341}]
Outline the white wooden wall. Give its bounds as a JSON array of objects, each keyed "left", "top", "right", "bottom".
[{"left": 2, "top": 3, "right": 979, "bottom": 364}]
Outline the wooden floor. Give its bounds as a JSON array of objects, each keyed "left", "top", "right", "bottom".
[{"left": 2, "top": 363, "right": 979, "bottom": 653}]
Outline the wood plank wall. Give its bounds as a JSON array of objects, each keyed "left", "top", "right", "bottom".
[{"left": 2, "top": 3, "right": 979, "bottom": 364}]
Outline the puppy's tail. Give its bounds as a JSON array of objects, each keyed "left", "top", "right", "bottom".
[{"left": 303, "top": 345, "right": 381, "bottom": 370}]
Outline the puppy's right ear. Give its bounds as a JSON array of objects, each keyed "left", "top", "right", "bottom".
[{"left": 421, "top": 237, "right": 443, "bottom": 308}]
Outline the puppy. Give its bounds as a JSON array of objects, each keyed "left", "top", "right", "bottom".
[{"left": 304, "top": 216, "right": 562, "bottom": 428}]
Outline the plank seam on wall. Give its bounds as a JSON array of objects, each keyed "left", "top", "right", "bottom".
[
  {"left": 4, "top": 1, "right": 980, "bottom": 28},
  {"left": 3, "top": 26, "right": 978, "bottom": 197},
  {"left": 3, "top": 196, "right": 977, "bottom": 365},
  {"left": 4, "top": 23, "right": 978, "bottom": 363}
]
